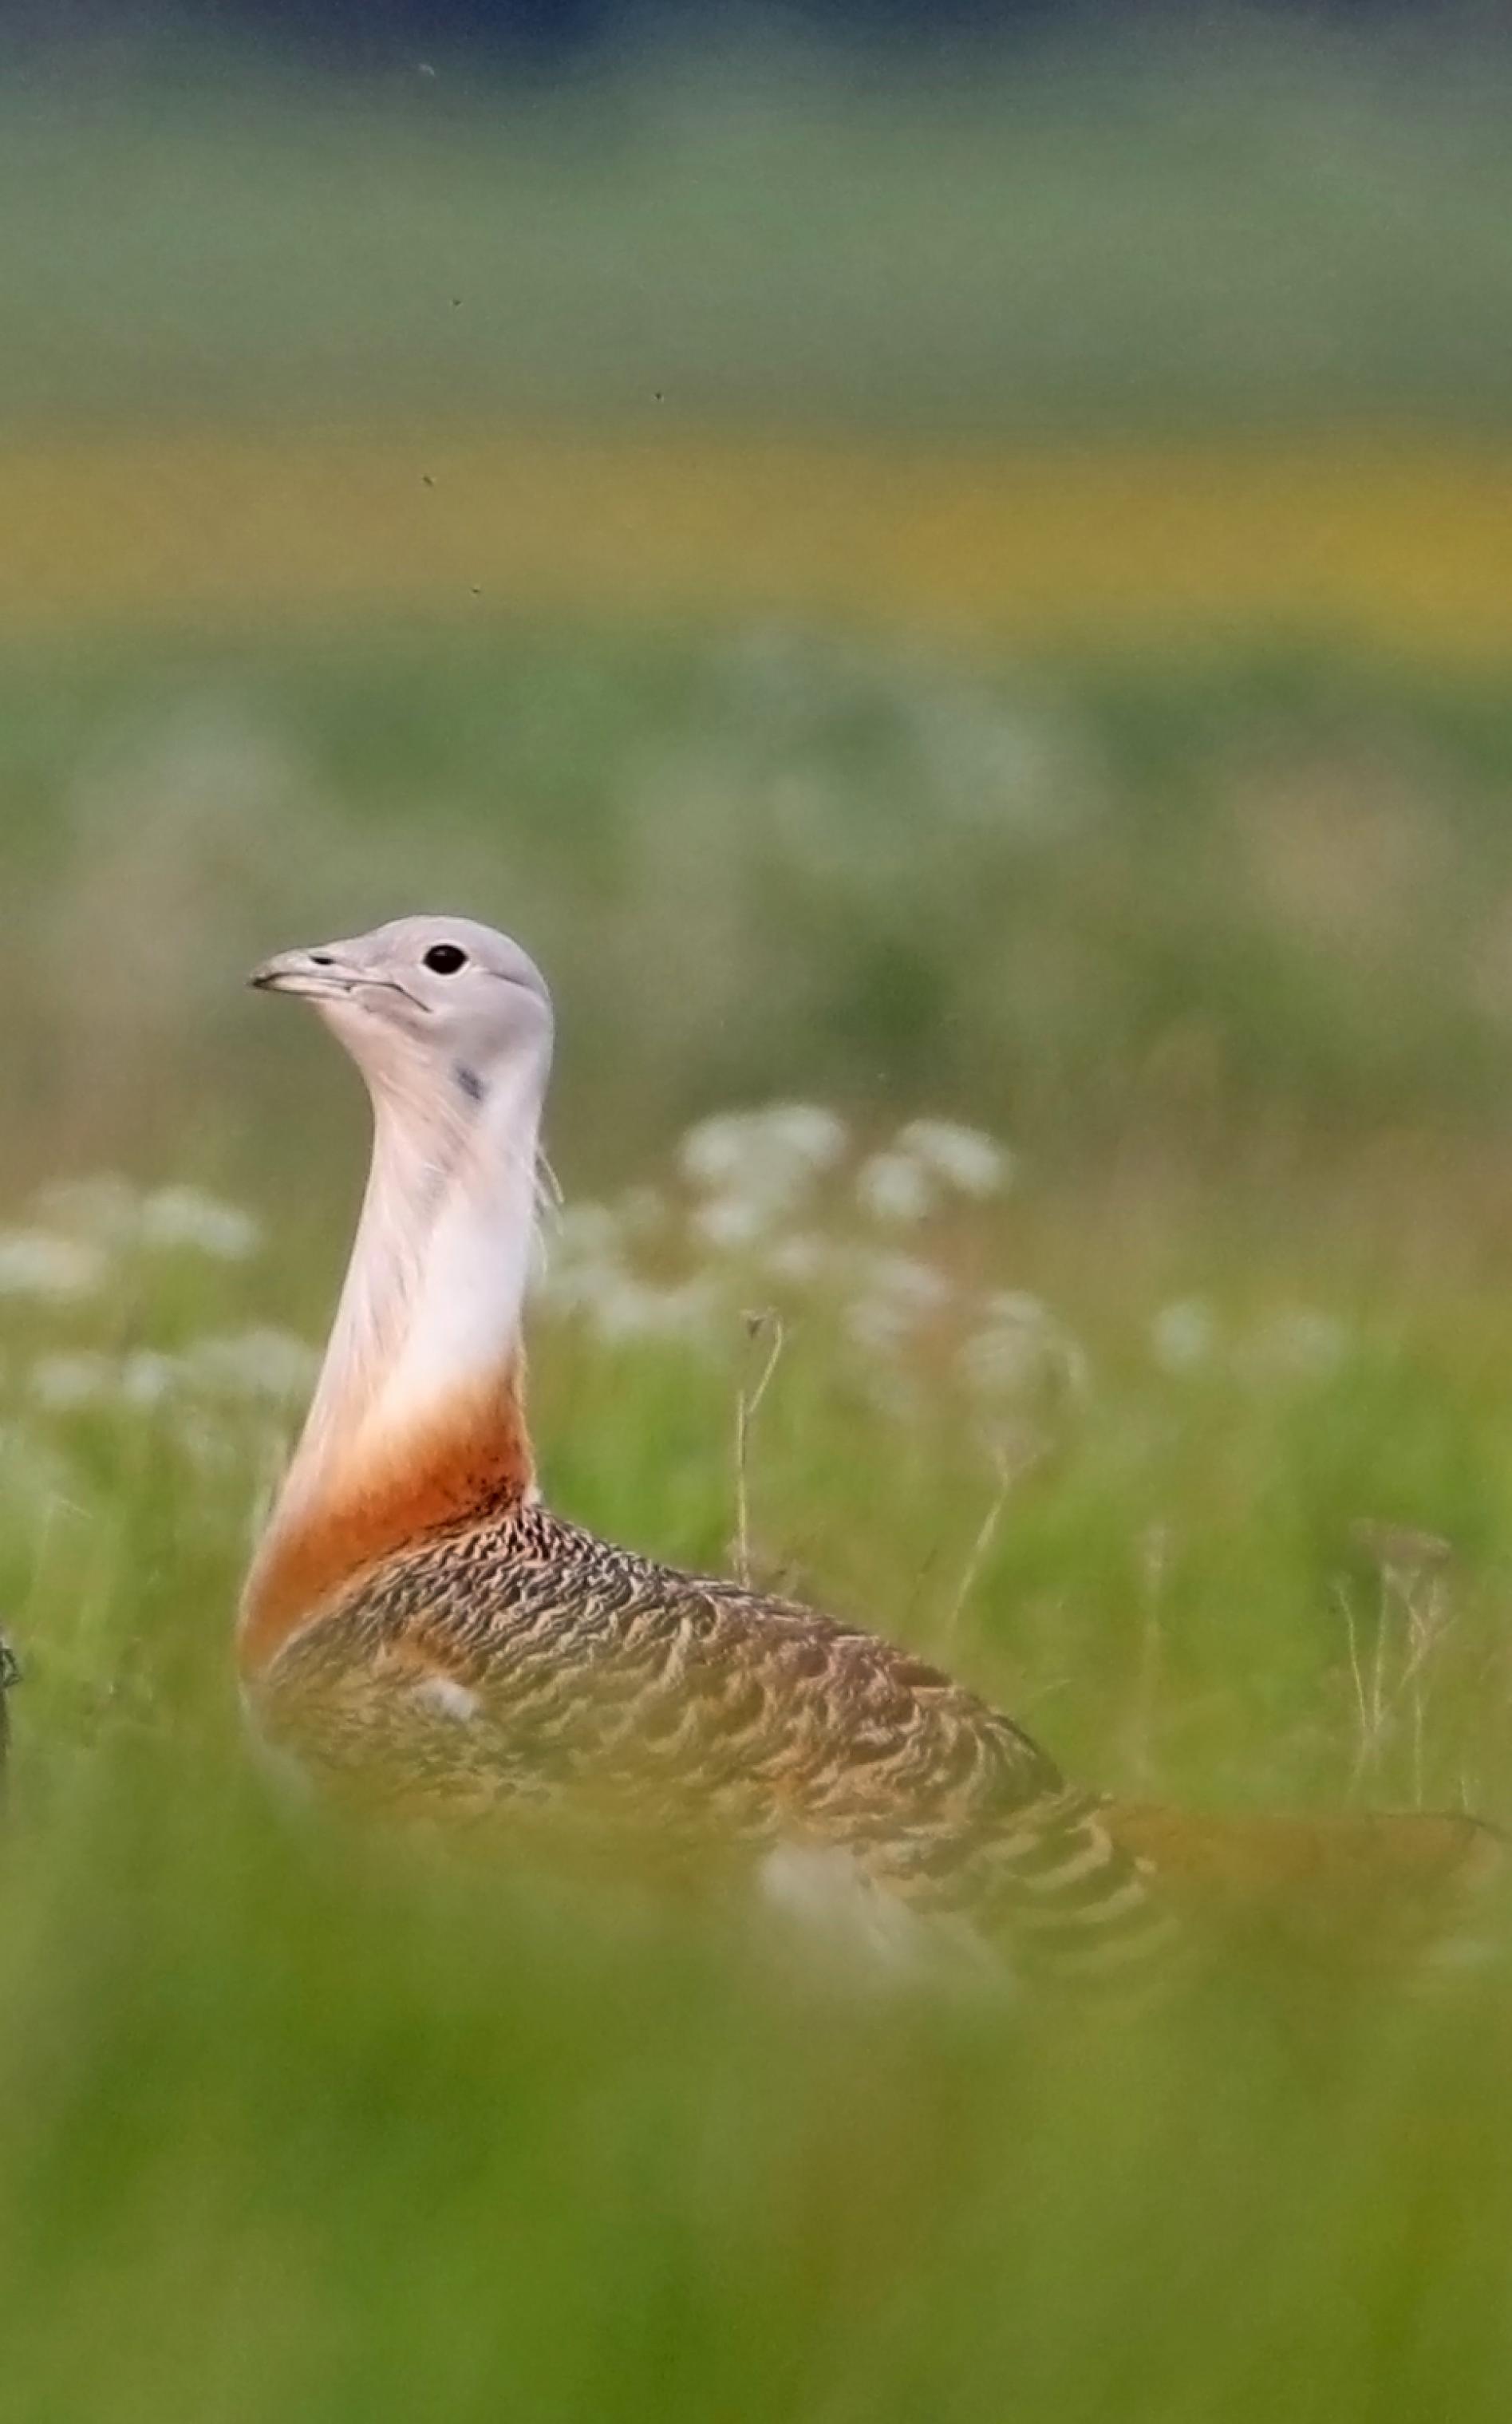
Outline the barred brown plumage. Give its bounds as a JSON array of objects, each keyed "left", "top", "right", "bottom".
[
  {"left": 255, "top": 1490, "right": 1176, "bottom": 1978},
  {"left": 240, "top": 915, "right": 1500, "bottom": 1990}
]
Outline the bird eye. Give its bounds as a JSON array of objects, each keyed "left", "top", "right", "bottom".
[{"left": 423, "top": 943, "right": 468, "bottom": 975}]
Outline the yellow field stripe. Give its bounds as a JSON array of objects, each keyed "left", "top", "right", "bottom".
[{"left": 2, "top": 428, "right": 1510, "bottom": 650}]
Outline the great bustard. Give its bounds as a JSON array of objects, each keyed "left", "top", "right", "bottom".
[{"left": 241, "top": 917, "right": 1499, "bottom": 1984}]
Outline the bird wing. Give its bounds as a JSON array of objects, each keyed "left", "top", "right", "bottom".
[{"left": 255, "top": 1503, "right": 1176, "bottom": 1976}]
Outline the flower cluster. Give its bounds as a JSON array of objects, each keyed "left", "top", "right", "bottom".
[
  {"left": 535, "top": 1103, "right": 1078, "bottom": 1434},
  {"left": 1148, "top": 1297, "right": 1348, "bottom": 1385},
  {"left": 0, "top": 1128, "right": 1357, "bottom": 1550},
  {"left": 0, "top": 1175, "right": 318, "bottom": 1522},
  {"left": 23, "top": 1177, "right": 263, "bottom": 1271}
]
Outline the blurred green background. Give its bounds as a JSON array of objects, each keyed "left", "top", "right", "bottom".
[{"left": 6, "top": 12, "right": 1512, "bottom": 2424}]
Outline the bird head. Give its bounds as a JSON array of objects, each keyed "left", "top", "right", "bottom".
[{"left": 250, "top": 914, "right": 553, "bottom": 1112}]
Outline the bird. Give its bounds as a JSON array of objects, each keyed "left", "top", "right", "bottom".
[{"left": 240, "top": 916, "right": 1501, "bottom": 1989}]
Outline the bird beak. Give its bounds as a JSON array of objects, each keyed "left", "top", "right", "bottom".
[{"left": 248, "top": 946, "right": 359, "bottom": 1000}]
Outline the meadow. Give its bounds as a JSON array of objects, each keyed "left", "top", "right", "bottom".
[
  {"left": 6, "top": 610, "right": 1512, "bottom": 2422},
  {"left": 7, "top": 27, "right": 1512, "bottom": 2422}
]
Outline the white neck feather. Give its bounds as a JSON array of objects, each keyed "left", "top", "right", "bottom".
[{"left": 277, "top": 1045, "right": 547, "bottom": 1514}]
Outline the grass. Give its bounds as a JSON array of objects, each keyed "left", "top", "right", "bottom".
[
  {"left": 4, "top": 1136, "right": 1512, "bottom": 2424},
  {"left": 6, "top": 26, "right": 1512, "bottom": 438},
  {"left": 8, "top": 616, "right": 1512, "bottom": 1189},
  {"left": 6, "top": 635, "right": 1512, "bottom": 2414},
  {"left": 8, "top": 429, "right": 1512, "bottom": 655},
  {"left": 7, "top": 30, "right": 1512, "bottom": 2400}
]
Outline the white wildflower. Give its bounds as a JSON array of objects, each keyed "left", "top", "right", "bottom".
[
  {"left": 961, "top": 1292, "right": 1090, "bottom": 1401},
  {"left": 679, "top": 1111, "right": 771, "bottom": 1192},
  {"left": 32, "top": 1174, "right": 142, "bottom": 1247},
  {"left": 690, "top": 1194, "right": 771, "bottom": 1253},
  {"left": 535, "top": 1201, "right": 626, "bottom": 1306},
  {"left": 763, "top": 1234, "right": 827, "bottom": 1286},
  {"left": 843, "top": 1252, "right": 951, "bottom": 1360},
  {"left": 138, "top": 1186, "right": 261, "bottom": 1261},
  {"left": 583, "top": 1275, "right": 719, "bottom": 1345},
  {"left": 845, "top": 1296, "right": 914, "bottom": 1360},
  {"left": 678, "top": 1105, "right": 847, "bottom": 1214},
  {"left": 1150, "top": 1299, "right": 1217, "bottom": 1375},
  {"left": 567, "top": 1270, "right": 652, "bottom": 1338},
  {"left": 187, "top": 1328, "right": 318, "bottom": 1402},
  {"left": 533, "top": 1261, "right": 614, "bottom": 1318},
  {"left": 958, "top": 1324, "right": 1043, "bottom": 1401},
  {"left": 30, "top": 1351, "right": 115, "bottom": 1411},
  {"left": 755, "top": 1105, "right": 849, "bottom": 1171},
  {"left": 0, "top": 1230, "right": 105, "bottom": 1300},
  {"left": 855, "top": 1151, "right": 936, "bottom": 1226},
  {"left": 858, "top": 1253, "right": 952, "bottom": 1313},
  {"left": 895, "top": 1120, "right": 1012, "bottom": 1198},
  {"left": 26, "top": 1174, "right": 259, "bottom": 1264},
  {"left": 119, "top": 1351, "right": 184, "bottom": 1409}
]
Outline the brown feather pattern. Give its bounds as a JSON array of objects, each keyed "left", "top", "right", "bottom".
[
  {"left": 244, "top": 1487, "right": 1505, "bottom": 1984},
  {"left": 246, "top": 1492, "right": 1179, "bottom": 1979}
]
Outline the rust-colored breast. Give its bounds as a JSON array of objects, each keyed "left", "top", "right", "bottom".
[{"left": 239, "top": 1372, "right": 533, "bottom": 1679}]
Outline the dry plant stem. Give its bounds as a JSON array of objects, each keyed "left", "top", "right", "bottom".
[
  {"left": 1398, "top": 1573, "right": 1451, "bottom": 1810},
  {"left": 0, "top": 1630, "right": 18, "bottom": 1801},
  {"left": 733, "top": 1311, "right": 785, "bottom": 1590},
  {"left": 1341, "top": 1583, "right": 1376, "bottom": 1794},
  {"left": 1345, "top": 1573, "right": 1395, "bottom": 1794},
  {"left": 1127, "top": 1523, "right": 1170, "bottom": 1792},
  {"left": 1342, "top": 1559, "right": 1455, "bottom": 1804},
  {"left": 1371, "top": 1571, "right": 1389, "bottom": 1771},
  {"left": 945, "top": 1437, "right": 1044, "bottom": 1637}
]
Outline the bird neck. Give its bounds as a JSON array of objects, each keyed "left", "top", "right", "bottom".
[{"left": 240, "top": 1047, "right": 547, "bottom": 1672}]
